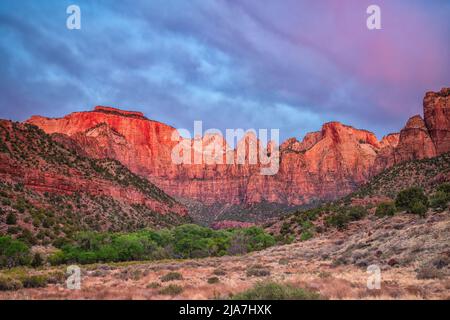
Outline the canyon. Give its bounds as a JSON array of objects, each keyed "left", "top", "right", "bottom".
[{"left": 25, "top": 88, "right": 450, "bottom": 222}]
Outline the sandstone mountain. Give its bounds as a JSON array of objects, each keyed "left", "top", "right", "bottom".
[
  {"left": 424, "top": 88, "right": 450, "bottom": 155},
  {"left": 26, "top": 110, "right": 381, "bottom": 204},
  {"left": 372, "top": 88, "right": 450, "bottom": 174},
  {"left": 0, "top": 120, "right": 189, "bottom": 243},
  {"left": 25, "top": 88, "right": 450, "bottom": 223}
]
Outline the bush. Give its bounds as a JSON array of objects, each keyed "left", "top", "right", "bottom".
[
  {"left": 275, "top": 234, "right": 295, "bottom": 245},
  {"left": 207, "top": 276, "right": 220, "bottom": 284},
  {"left": 160, "top": 272, "right": 183, "bottom": 282},
  {"left": 48, "top": 250, "right": 65, "bottom": 266},
  {"left": 18, "top": 229, "right": 37, "bottom": 246},
  {"left": 395, "top": 187, "right": 428, "bottom": 213},
  {"left": 430, "top": 191, "right": 449, "bottom": 211},
  {"left": 410, "top": 201, "right": 427, "bottom": 217},
  {"left": 240, "top": 227, "right": 276, "bottom": 252},
  {"left": 325, "top": 212, "right": 349, "bottom": 230},
  {"left": 31, "top": 253, "right": 44, "bottom": 268},
  {"left": 47, "top": 271, "right": 66, "bottom": 284},
  {"left": 6, "top": 213, "right": 17, "bottom": 225},
  {"left": 0, "top": 236, "right": 31, "bottom": 268},
  {"left": 347, "top": 206, "right": 367, "bottom": 221},
  {"left": 227, "top": 232, "right": 248, "bottom": 255},
  {"left": 437, "top": 182, "right": 450, "bottom": 194},
  {"left": 146, "top": 282, "right": 161, "bottom": 289},
  {"left": 213, "top": 269, "right": 226, "bottom": 276},
  {"left": 172, "top": 224, "right": 214, "bottom": 258},
  {"left": 52, "top": 237, "right": 70, "bottom": 249},
  {"left": 21, "top": 275, "right": 48, "bottom": 288},
  {"left": 376, "top": 202, "right": 396, "bottom": 217},
  {"left": 232, "top": 282, "right": 323, "bottom": 300},
  {"left": 246, "top": 265, "right": 271, "bottom": 277},
  {"left": 280, "top": 222, "right": 291, "bottom": 235},
  {"left": 416, "top": 266, "right": 444, "bottom": 280},
  {"left": 7, "top": 226, "right": 21, "bottom": 235},
  {"left": 0, "top": 275, "right": 23, "bottom": 291},
  {"left": 300, "top": 230, "right": 313, "bottom": 241},
  {"left": 159, "top": 284, "right": 183, "bottom": 296}
]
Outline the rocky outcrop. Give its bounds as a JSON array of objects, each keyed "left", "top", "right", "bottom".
[
  {"left": 371, "top": 133, "right": 400, "bottom": 175},
  {"left": 373, "top": 88, "right": 450, "bottom": 173},
  {"left": 424, "top": 88, "right": 450, "bottom": 155},
  {"left": 379, "top": 133, "right": 400, "bottom": 149},
  {"left": 394, "top": 115, "right": 436, "bottom": 163},
  {"left": 27, "top": 107, "right": 179, "bottom": 179}
]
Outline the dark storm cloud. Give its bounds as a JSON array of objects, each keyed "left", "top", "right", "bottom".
[{"left": 0, "top": 0, "right": 449, "bottom": 141}]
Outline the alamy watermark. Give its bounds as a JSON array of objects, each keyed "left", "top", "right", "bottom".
[
  {"left": 65, "top": 5, "right": 380, "bottom": 31},
  {"left": 171, "top": 121, "right": 280, "bottom": 175},
  {"left": 66, "top": 265, "right": 81, "bottom": 290},
  {"left": 367, "top": 5, "right": 381, "bottom": 30},
  {"left": 367, "top": 264, "right": 381, "bottom": 290},
  {"left": 66, "top": 5, "right": 81, "bottom": 30}
]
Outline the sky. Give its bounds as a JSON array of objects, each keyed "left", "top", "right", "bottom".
[{"left": 0, "top": 0, "right": 449, "bottom": 142}]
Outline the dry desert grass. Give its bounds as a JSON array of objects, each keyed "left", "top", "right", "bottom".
[{"left": 0, "top": 211, "right": 448, "bottom": 300}]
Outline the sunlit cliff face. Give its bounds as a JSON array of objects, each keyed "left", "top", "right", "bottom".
[{"left": 24, "top": 88, "right": 450, "bottom": 206}]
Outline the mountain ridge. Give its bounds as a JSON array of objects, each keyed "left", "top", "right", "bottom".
[{"left": 24, "top": 88, "right": 450, "bottom": 223}]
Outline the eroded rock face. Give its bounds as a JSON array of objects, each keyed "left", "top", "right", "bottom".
[
  {"left": 373, "top": 88, "right": 450, "bottom": 174},
  {"left": 424, "top": 88, "right": 450, "bottom": 155},
  {"left": 379, "top": 133, "right": 400, "bottom": 149},
  {"left": 27, "top": 107, "right": 179, "bottom": 179},
  {"left": 25, "top": 88, "right": 450, "bottom": 209},
  {"left": 394, "top": 115, "right": 436, "bottom": 163},
  {"left": 27, "top": 107, "right": 381, "bottom": 206}
]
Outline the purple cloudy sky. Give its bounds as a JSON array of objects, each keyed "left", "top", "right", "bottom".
[{"left": 0, "top": 0, "right": 449, "bottom": 141}]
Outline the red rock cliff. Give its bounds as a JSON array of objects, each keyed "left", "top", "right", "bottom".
[
  {"left": 424, "top": 88, "right": 450, "bottom": 155},
  {"left": 26, "top": 88, "right": 450, "bottom": 207},
  {"left": 27, "top": 107, "right": 381, "bottom": 206},
  {"left": 373, "top": 88, "right": 450, "bottom": 174}
]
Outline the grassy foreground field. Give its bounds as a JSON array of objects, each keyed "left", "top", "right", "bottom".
[{"left": 0, "top": 209, "right": 448, "bottom": 300}]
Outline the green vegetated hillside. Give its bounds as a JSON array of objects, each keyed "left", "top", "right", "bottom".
[
  {"left": 270, "top": 153, "right": 450, "bottom": 242},
  {"left": 0, "top": 120, "right": 191, "bottom": 247},
  {"left": 352, "top": 152, "right": 450, "bottom": 199}
]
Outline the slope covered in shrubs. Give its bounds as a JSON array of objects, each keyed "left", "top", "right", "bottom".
[
  {"left": 269, "top": 153, "right": 450, "bottom": 240},
  {"left": 0, "top": 121, "right": 179, "bottom": 204},
  {"left": 0, "top": 181, "right": 190, "bottom": 246},
  {"left": 0, "top": 121, "right": 191, "bottom": 243},
  {"left": 272, "top": 181, "right": 449, "bottom": 240},
  {"left": 353, "top": 152, "right": 450, "bottom": 199}
]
